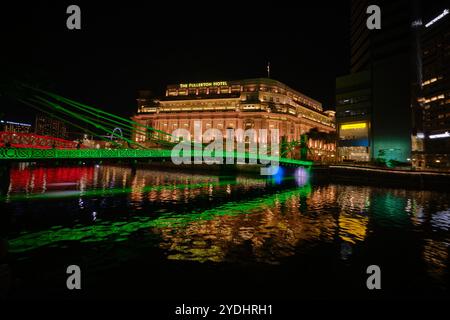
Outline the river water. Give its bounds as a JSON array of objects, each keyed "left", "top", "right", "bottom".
[{"left": 1, "top": 164, "right": 449, "bottom": 300}]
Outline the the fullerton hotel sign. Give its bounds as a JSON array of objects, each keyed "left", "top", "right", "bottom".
[{"left": 179, "top": 81, "right": 228, "bottom": 88}]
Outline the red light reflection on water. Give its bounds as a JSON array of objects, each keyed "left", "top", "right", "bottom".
[{"left": 9, "top": 166, "right": 95, "bottom": 193}]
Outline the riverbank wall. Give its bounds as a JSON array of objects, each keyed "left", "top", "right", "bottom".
[{"left": 312, "top": 165, "right": 450, "bottom": 190}]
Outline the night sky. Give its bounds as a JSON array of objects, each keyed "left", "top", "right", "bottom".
[
  {"left": 0, "top": 1, "right": 351, "bottom": 122},
  {"left": 0, "top": 0, "right": 448, "bottom": 123}
]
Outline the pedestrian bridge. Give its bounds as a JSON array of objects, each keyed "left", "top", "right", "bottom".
[{"left": 0, "top": 147, "right": 313, "bottom": 167}]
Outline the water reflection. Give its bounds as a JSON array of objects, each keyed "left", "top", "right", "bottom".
[
  {"left": 423, "top": 238, "right": 449, "bottom": 284},
  {"left": 157, "top": 187, "right": 313, "bottom": 264},
  {"left": 3, "top": 164, "right": 450, "bottom": 291}
]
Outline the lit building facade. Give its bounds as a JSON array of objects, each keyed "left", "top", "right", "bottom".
[
  {"left": 0, "top": 119, "right": 32, "bottom": 133},
  {"left": 35, "top": 114, "right": 68, "bottom": 139},
  {"left": 133, "top": 78, "right": 336, "bottom": 161},
  {"left": 414, "top": 9, "right": 450, "bottom": 168},
  {"left": 336, "top": 0, "right": 419, "bottom": 163},
  {"left": 336, "top": 70, "right": 372, "bottom": 162}
]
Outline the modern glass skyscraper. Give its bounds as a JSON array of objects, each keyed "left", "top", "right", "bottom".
[
  {"left": 415, "top": 8, "right": 450, "bottom": 168},
  {"left": 336, "top": 0, "right": 420, "bottom": 164}
]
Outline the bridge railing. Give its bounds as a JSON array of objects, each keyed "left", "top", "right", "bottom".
[
  {"left": 0, "top": 147, "right": 313, "bottom": 167},
  {"left": 0, "top": 131, "right": 84, "bottom": 149}
]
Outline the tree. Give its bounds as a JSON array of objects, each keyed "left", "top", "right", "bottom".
[{"left": 299, "top": 134, "right": 310, "bottom": 160}]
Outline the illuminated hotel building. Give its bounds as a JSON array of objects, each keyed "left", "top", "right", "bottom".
[{"left": 133, "top": 78, "right": 336, "bottom": 161}]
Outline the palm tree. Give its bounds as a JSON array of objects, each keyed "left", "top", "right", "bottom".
[{"left": 298, "top": 134, "right": 311, "bottom": 160}]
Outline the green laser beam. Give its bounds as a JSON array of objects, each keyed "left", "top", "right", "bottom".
[
  {"left": 25, "top": 86, "right": 172, "bottom": 137},
  {"left": 31, "top": 96, "right": 146, "bottom": 149},
  {"left": 18, "top": 98, "right": 123, "bottom": 148}
]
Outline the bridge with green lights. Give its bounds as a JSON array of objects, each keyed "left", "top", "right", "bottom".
[
  {"left": 0, "top": 147, "right": 313, "bottom": 167},
  {"left": 0, "top": 85, "right": 313, "bottom": 168}
]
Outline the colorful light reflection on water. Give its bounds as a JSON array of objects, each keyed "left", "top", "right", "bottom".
[{"left": 2, "top": 164, "right": 450, "bottom": 298}]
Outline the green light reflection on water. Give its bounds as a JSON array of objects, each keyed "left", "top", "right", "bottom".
[{"left": 8, "top": 183, "right": 312, "bottom": 253}]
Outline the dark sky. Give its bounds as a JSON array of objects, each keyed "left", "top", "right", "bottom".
[
  {"left": 0, "top": 1, "right": 351, "bottom": 122},
  {"left": 1, "top": 0, "right": 448, "bottom": 123}
]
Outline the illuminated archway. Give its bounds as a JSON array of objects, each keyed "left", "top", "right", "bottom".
[{"left": 110, "top": 127, "right": 123, "bottom": 141}]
